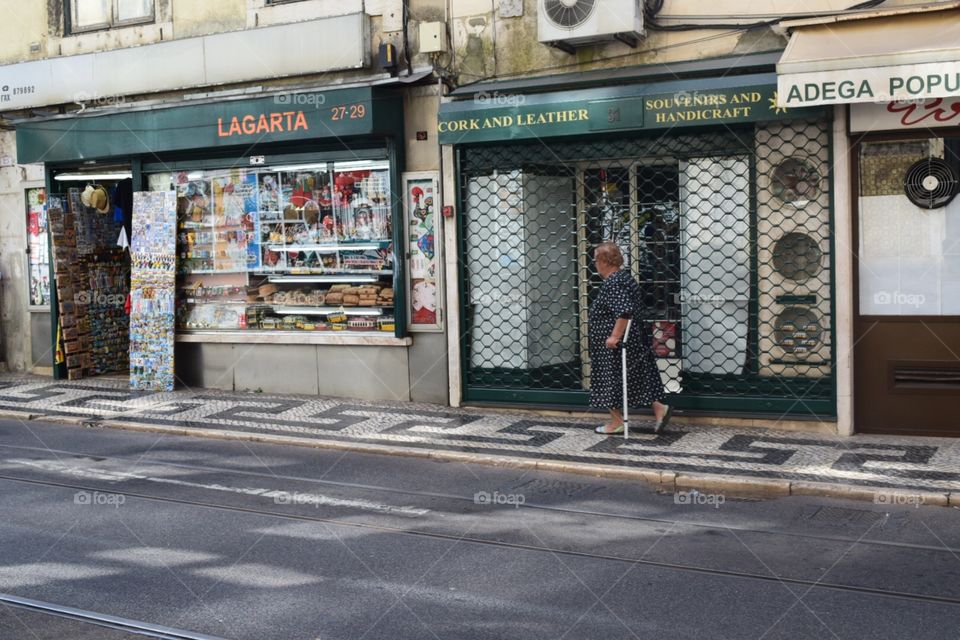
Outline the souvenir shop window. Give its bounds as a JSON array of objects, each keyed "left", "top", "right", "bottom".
[
  {"left": 148, "top": 160, "right": 395, "bottom": 334},
  {"left": 858, "top": 137, "right": 960, "bottom": 316},
  {"left": 26, "top": 188, "right": 51, "bottom": 308},
  {"left": 70, "top": 0, "right": 154, "bottom": 33}
]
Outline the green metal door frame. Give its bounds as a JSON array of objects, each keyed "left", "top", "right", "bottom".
[{"left": 454, "top": 124, "right": 837, "bottom": 418}]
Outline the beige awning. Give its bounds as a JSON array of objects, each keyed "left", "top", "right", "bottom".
[{"left": 776, "top": 3, "right": 960, "bottom": 108}]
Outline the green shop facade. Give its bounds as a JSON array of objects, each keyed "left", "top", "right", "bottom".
[
  {"left": 16, "top": 86, "right": 423, "bottom": 398},
  {"left": 440, "top": 71, "right": 837, "bottom": 417}
]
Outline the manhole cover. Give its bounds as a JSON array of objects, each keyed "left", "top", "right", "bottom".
[
  {"left": 508, "top": 478, "right": 600, "bottom": 499},
  {"left": 805, "top": 506, "right": 885, "bottom": 527}
]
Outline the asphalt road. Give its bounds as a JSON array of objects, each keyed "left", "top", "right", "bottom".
[{"left": 0, "top": 417, "right": 957, "bottom": 640}]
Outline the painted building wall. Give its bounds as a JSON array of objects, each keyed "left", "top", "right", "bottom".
[
  {"left": 0, "top": 133, "right": 44, "bottom": 372},
  {"left": 0, "top": 0, "right": 439, "bottom": 388},
  {"left": 444, "top": 0, "right": 935, "bottom": 85}
]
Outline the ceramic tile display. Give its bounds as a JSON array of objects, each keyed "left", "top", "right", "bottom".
[
  {"left": 26, "top": 187, "right": 51, "bottom": 307},
  {"left": 129, "top": 191, "right": 177, "bottom": 391},
  {"left": 403, "top": 173, "right": 441, "bottom": 330}
]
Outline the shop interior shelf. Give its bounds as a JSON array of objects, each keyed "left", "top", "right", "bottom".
[
  {"left": 262, "top": 241, "right": 390, "bottom": 253},
  {"left": 265, "top": 273, "right": 391, "bottom": 283},
  {"left": 183, "top": 299, "right": 247, "bottom": 305},
  {"left": 179, "top": 222, "right": 248, "bottom": 230},
  {"left": 271, "top": 306, "right": 390, "bottom": 316},
  {"left": 181, "top": 269, "right": 250, "bottom": 274}
]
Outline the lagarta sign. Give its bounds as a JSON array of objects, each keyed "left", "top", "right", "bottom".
[
  {"left": 16, "top": 87, "right": 399, "bottom": 164},
  {"left": 218, "top": 111, "right": 310, "bottom": 137},
  {"left": 778, "top": 62, "right": 960, "bottom": 107}
]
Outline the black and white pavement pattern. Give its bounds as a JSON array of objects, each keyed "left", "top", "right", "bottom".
[{"left": 0, "top": 374, "right": 956, "bottom": 493}]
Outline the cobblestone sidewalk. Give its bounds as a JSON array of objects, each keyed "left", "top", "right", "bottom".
[{"left": 0, "top": 374, "right": 957, "bottom": 502}]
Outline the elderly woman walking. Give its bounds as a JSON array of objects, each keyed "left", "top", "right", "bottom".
[{"left": 589, "top": 242, "right": 671, "bottom": 435}]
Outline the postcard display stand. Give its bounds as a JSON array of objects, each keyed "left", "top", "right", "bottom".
[
  {"left": 129, "top": 191, "right": 177, "bottom": 391},
  {"left": 49, "top": 191, "right": 129, "bottom": 380}
]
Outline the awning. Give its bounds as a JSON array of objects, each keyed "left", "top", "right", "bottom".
[
  {"left": 15, "top": 86, "right": 403, "bottom": 164},
  {"left": 776, "top": 2, "right": 960, "bottom": 108},
  {"left": 438, "top": 72, "right": 824, "bottom": 145}
]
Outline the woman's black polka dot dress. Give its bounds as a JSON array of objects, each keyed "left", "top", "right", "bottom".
[{"left": 588, "top": 269, "right": 666, "bottom": 410}]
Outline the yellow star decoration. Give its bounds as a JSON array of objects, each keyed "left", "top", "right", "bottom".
[{"left": 770, "top": 92, "right": 788, "bottom": 115}]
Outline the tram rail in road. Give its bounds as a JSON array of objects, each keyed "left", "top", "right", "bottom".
[
  {"left": 1, "top": 469, "right": 960, "bottom": 608},
  {"left": 0, "top": 592, "right": 227, "bottom": 640}
]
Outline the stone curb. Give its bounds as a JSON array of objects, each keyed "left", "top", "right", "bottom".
[{"left": 2, "top": 411, "right": 956, "bottom": 509}]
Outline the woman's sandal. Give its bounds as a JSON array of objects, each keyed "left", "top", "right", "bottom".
[
  {"left": 595, "top": 424, "right": 625, "bottom": 435},
  {"left": 653, "top": 405, "right": 673, "bottom": 434}
]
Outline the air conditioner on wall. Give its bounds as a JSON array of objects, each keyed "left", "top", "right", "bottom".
[{"left": 538, "top": 0, "right": 644, "bottom": 50}]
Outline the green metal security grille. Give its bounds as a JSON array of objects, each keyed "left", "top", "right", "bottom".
[{"left": 457, "top": 119, "right": 835, "bottom": 415}]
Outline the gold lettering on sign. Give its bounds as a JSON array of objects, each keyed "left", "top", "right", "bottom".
[
  {"left": 654, "top": 106, "right": 753, "bottom": 124},
  {"left": 648, "top": 91, "right": 763, "bottom": 124},
  {"left": 440, "top": 108, "right": 593, "bottom": 134}
]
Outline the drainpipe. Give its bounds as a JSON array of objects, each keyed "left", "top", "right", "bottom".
[{"left": 402, "top": 0, "right": 413, "bottom": 76}]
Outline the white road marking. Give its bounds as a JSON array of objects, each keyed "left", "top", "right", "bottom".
[{"left": 3, "top": 458, "right": 429, "bottom": 517}]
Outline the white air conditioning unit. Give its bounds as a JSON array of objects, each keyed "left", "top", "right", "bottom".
[{"left": 538, "top": 0, "right": 644, "bottom": 50}]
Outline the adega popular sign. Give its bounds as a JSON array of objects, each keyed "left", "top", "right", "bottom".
[{"left": 777, "top": 61, "right": 960, "bottom": 107}]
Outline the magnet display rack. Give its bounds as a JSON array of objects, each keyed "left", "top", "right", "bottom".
[{"left": 48, "top": 190, "right": 129, "bottom": 380}]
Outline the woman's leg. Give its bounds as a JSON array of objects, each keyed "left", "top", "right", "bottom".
[{"left": 652, "top": 401, "right": 667, "bottom": 422}]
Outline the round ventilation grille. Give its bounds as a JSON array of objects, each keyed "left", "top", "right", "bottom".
[
  {"left": 904, "top": 158, "right": 958, "bottom": 209},
  {"left": 771, "top": 157, "right": 821, "bottom": 207},
  {"left": 774, "top": 307, "right": 822, "bottom": 358},
  {"left": 543, "top": 0, "right": 597, "bottom": 28},
  {"left": 772, "top": 232, "right": 823, "bottom": 282}
]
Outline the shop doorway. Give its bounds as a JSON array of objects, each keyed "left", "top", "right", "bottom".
[
  {"left": 575, "top": 163, "right": 683, "bottom": 394},
  {"left": 854, "top": 137, "right": 960, "bottom": 435},
  {"left": 459, "top": 122, "right": 835, "bottom": 413},
  {"left": 48, "top": 167, "right": 133, "bottom": 380}
]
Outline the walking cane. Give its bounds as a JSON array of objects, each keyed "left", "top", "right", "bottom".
[{"left": 621, "top": 318, "right": 632, "bottom": 440}]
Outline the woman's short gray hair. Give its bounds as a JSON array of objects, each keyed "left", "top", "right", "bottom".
[{"left": 595, "top": 242, "right": 624, "bottom": 268}]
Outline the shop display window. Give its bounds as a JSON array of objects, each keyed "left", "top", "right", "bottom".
[
  {"left": 26, "top": 187, "right": 51, "bottom": 307},
  {"left": 859, "top": 138, "right": 960, "bottom": 316},
  {"left": 148, "top": 161, "right": 395, "bottom": 333}
]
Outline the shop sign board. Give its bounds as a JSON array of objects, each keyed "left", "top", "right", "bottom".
[
  {"left": 438, "top": 74, "right": 819, "bottom": 144},
  {"left": 850, "top": 97, "right": 960, "bottom": 132},
  {"left": 777, "top": 61, "right": 960, "bottom": 108},
  {"left": 16, "top": 86, "right": 399, "bottom": 164},
  {"left": 0, "top": 13, "right": 369, "bottom": 112}
]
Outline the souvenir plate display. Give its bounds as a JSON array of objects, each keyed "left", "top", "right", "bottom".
[
  {"left": 403, "top": 173, "right": 441, "bottom": 330},
  {"left": 150, "top": 160, "right": 396, "bottom": 334},
  {"left": 129, "top": 191, "right": 177, "bottom": 391}
]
